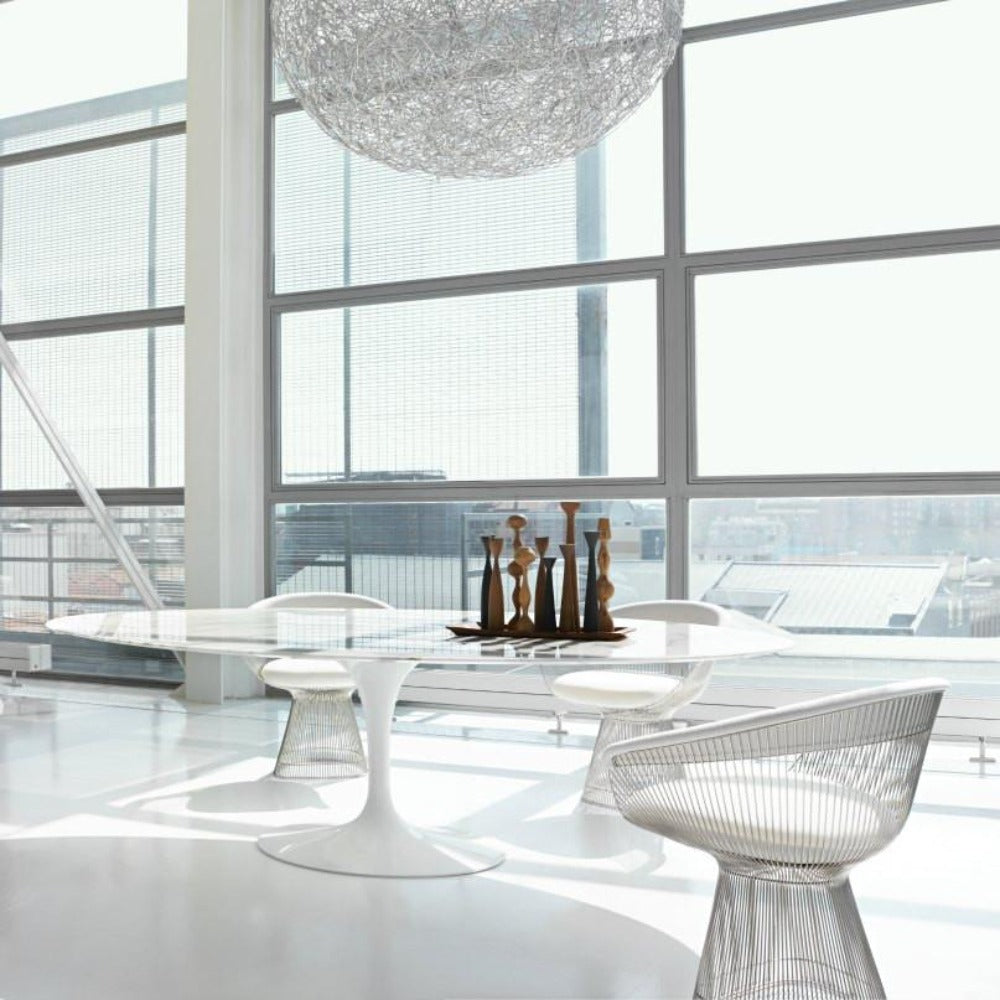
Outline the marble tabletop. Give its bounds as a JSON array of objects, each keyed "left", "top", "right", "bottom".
[{"left": 46, "top": 607, "right": 793, "bottom": 664}]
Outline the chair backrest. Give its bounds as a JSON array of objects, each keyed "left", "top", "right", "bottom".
[
  {"left": 616, "top": 599, "right": 789, "bottom": 640},
  {"left": 609, "top": 679, "right": 947, "bottom": 863},
  {"left": 614, "top": 600, "right": 724, "bottom": 626},
  {"left": 252, "top": 591, "right": 391, "bottom": 611}
]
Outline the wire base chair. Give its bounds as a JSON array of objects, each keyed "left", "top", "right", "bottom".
[
  {"left": 272, "top": 688, "right": 367, "bottom": 781},
  {"left": 584, "top": 714, "right": 675, "bottom": 808},
  {"left": 547, "top": 600, "right": 733, "bottom": 808},
  {"left": 609, "top": 679, "right": 947, "bottom": 1000},
  {"left": 252, "top": 591, "right": 391, "bottom": 781},
  {"left": 696, "top": 868, "right": 881, "bottom": 999}
]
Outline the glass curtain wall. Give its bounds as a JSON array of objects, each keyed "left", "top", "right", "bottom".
[
  {"left": 266, "top": 1, "right": 1000, "bottom": 710},
  {"left": 0, "top": 0, "right": 187, "bottom": 680}
]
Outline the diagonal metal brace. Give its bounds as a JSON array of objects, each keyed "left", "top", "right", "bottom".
[{"left": 0, "top": 328, "right": 176, "bottom": 645}]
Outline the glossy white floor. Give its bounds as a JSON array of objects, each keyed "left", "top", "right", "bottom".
[{"left": 0, "top": 681, "right": 997, "bottom": 1000}]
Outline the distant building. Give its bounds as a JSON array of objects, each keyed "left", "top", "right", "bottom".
[{"left": 702, "top": 560, "right": 947, "bottom": 635}]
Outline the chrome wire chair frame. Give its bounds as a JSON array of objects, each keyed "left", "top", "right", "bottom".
[
  {"left": 269, "top": 686, "right": 367, "bottom": 780},
  {"left": 608, "top": 679, "right": 947, "bottom": 1000},
  {"left": 252, "top": 592, "right": 391, "bottom": 781},
  {"left": 562, "top": 661, "right": 713, "bottom": 808},
  {"left": 545, "top": 601, "right": 757, "bottom": 808}
]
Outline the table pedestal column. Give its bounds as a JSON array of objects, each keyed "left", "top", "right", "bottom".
[{"left": 257, "top": 658, "right": 504, "bottom": 877}]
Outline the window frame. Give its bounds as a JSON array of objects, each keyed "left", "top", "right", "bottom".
[
  {"left": 0, "top": 13, "right": 188, "bottom": 683},
  {"left": 262, "top": 0, "right": 1000, "bottom": 731},
  {"left": 0, "top": 82, "right": 185, "bottom": 511}
]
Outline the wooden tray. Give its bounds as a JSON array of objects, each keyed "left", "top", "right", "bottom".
[{"left": 447, "top": 624, "right": 632, "bottom": 642}]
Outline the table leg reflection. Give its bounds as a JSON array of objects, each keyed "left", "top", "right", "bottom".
[{"left": 257, "top": 658, "right": 505, "bottom": 877}]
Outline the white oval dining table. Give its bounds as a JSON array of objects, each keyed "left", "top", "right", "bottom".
[{"left": 47, "top": 608, "right": 792, "bottom": 879}]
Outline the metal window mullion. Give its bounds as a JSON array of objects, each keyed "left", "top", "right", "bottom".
[
  {"left": 0, "top": 307, "right": 185, "bottom": 342},
  {"left": 266, "top": 256, "right": 670, "bottom": 314},
  {"left": 0, "top": 121, "right": 186, "bottom": 171},
  {"left": 685, "top": 226, "right": 1000, "bottom": 273},
  {"left": 684, "top": 475, "right": 1000, "bottom": 499},
  {"left": 0, "top": 488, "right": 184, "bottom": 508},
  {"left": 146, "top": 108, "right": 161, "bottom": 490},
  {"left": 263, "top": 6, "right": 279, "bottom": 594},
  {"left": 682, "top": 0, "right": 945, "bottom": 43},
  {"left": 0, "top": 141, "right": 4, "bottom": 488},
  {"left": 663, "top": 51, "right": 688, "bottom": 600},
  {"left": 266, "top": 479, "right": 671, "bottom": 506},
  {"left": 0, "top": 80, "right": 185, "bottom": 143}
]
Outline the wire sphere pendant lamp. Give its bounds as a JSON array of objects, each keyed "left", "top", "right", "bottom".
[{"left": 271, "top": 1, "right": 684, "bottom": 179}]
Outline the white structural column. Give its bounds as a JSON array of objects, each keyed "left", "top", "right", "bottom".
[{"left": 184, "top": 0, "right": 267, "bottom": 701}]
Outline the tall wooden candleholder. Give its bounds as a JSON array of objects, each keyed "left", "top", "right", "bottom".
[
  {"left": 558, "top": 501, "right": 581, "bottom": 632},
  {"left": 538, "top": 555, "right": 558, "bottom": 632},
  {"left": 597, "top": 517, "right": 614, "bottom": 632},
  {"left": 479, "top": 535, "right": 492, "bottom": 627},
  {"left": 583, "top": 529, "right": 600, "bottom": 632},
  {"left": 487, "top": 536, "right": 505, "bottom": 631},
  {"left": 534, "top": 536, "right": 551, "bottom": 631}
]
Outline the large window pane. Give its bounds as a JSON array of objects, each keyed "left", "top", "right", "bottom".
[
  {"left": 0, "top": 134, "right": 185, "bottom": 324},
  {"left": 1, "top": 327, "right": 184, "bottom": 490},
  {"left": 273, "top": 90, "right": 663, "bottom": 292},
  {"left": 0, "top": 0, "right": 186, "bottom": 153},
  {"left": 684, "top": 0, "right": 1000, "bottom": 250},
  {"left": 275, "top": 500, "right": 666, "bottom": 611},
  {"left": 694, "top": 251, "right": 1000, "bottom": 477},
  {"left": 279, "top": 280, "right": 659, "bottom": 485},
  {"left": 690, "top": 496, "right": 1000, "bottom": 699},
  {"left": 0, "top": 505, "right": 184, "bottom": 681}
]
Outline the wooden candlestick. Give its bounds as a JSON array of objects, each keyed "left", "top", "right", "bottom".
[
  {"left": 582, "top": 529, "right": 600, "bottom": 632},
  {"left": 538, "top": 556, "right": 558, "bottom": 632},
  {"left": 559, "top": 542, "right": 580, "bottom": 632},
  {"left": 506, "top": 513, "right": 527, "bottom": 552},
  {"left": 487, "top": 537, "right": 505, "bottom": 631},
  {"left": 479, "top": 535, "right": 492, "bottom": 627},
  {"left": 560, "top": 501, "right": 580, "bottom": 545},
  {"left": 507, "top": 560, "right": 523, "bottom": 629},
  {"left": 597, "top": 517, "right": 614, "bottom": 632},
  {"left": 534, "top": 536, "right": 550, "bottom": 631},
  {"left": 512, "top": 546, "right": 537, "bottom": 632}
]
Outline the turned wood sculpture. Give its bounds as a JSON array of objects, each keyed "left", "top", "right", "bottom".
[
  {"left": 596, "top": 517, "right": 614, "bottom": 632},
  {"left": 506, "top": 513, "right": 527, "bottom": 551},
  {"left": 558, "top": 500, "right": 581, "bottom": 632},
  {"left": 449, "top": 506, "right": 626, "bottom": 640},
  {"left": 507, "top": 559, "right": 524, "bottom": 629},
  {"left": 487, "top": 536, "right": 506, "bottom": 631},
  {"left": 510, "top": 545, "right": 537, "bottom": 633}
]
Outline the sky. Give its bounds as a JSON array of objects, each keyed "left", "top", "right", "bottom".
[{"left": 0, "top": 0, "right": 187, "bottom": 119}]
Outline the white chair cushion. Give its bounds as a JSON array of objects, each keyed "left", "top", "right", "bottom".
[
  {"left": 261, "top": 657, "right": 355, "bottom": 692},
  {"left": 551, "top": 670, "right": 682, "bottom": 710},
  {"left": 621, "top": 772, "right": 890, "bottom": 865}
]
